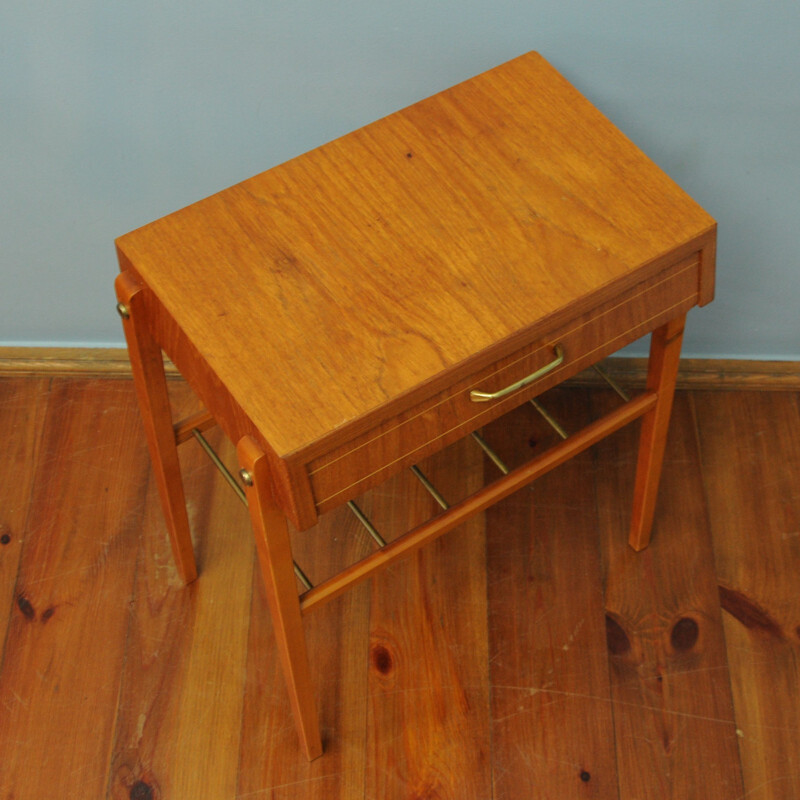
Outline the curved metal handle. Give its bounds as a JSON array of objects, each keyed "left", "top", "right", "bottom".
[{"left": 469, "top": 344, "right": 565, "bottom": 402}]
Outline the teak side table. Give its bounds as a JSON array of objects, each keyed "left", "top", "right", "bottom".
[{"left": 114, "top": 52, "right": 716, "bottom": 760}]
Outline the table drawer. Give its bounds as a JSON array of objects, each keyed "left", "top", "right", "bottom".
[{"left": 306, "top": 254, "right": 701, "bottom": 513}]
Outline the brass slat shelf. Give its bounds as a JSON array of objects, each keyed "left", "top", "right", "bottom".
[{"left": 178, "top": 359, "right": 635, "bottom": 607}]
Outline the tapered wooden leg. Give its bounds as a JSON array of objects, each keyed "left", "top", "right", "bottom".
[
  {"left": 237, "top": 435, "right": 323, "bottom": 761},
  {"left": 628, "top": 315, "right": 685, "bottom": 551},
  {"left": 115, "top": 271, "right": 197, "bottom": 583}
]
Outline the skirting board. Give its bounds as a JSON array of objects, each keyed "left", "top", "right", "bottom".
[{"left": 0, "top": 346, "right": 799, "bottom": 391}]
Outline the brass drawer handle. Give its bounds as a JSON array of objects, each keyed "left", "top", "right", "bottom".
[{"left": 469, "top": 344, "right": 565, "bottom": 402}]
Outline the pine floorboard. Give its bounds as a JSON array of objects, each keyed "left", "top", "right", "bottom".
[
  {"left": 0, "top": 378, "right": 49, "bottom": 666},
  {"left": 0, "top": 379, "right": 150, "bottom": 797},
  {"left": 485, "top": 392, "right": 620, "bottom": 799},
  {"left": 692, "top": 391, "right": 800, "bottom": 800},
  {"left": 593, "top": 392, "right": 743, "bottom": 798},
  {"left": 0, "top": 375, "right": 798, "bottom": 798},
  {"left": 109, "top": 385, "right": 255, "bottom": 798}
]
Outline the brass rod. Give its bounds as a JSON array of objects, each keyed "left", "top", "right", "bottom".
[
  {"left": 192, "top": 429, "right": 313, "bottom": 590},
  {"left": 347, "top": 500, "right": 387, "bottom": 547},
  {"left": 530, "top": 398, "right": 568, "bottom": 440},
  {"left": 592, "top": 363, "right": 631, "bottom": 402},
  {"left": 410, "top": 465, "right": 449, "bottom": 510},
  {"left": 470, "top": 431, "right": 509, "bottom": 475},
  {"left": 299, "top": 391, "right": 658, "bottom": 615},
  {"left": 292, "top": 562, "right": 314, "bottom": 592},
  {"left": 192, "top": 428, "right": 247, "bottom": 504}
]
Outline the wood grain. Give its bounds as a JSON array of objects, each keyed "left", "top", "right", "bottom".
[
  {"left": 486, "top": 392, "right": 620, "bottom": 799},
  {"left": 0, "top": 379, "right": 49, "bottom": 664},
  {"left": 115, "top": 52, "right": 715, "bottom": 461},
  {"left": 236, "top": 501, "right": 371, "bottom": 799},
  {"left": 116, "top": 270, "right": 197, "bottom": 583},
  {"left": 307, "top": 260, "right": 699, "bottom": 512},
  {"left": 629, "top": 315, "right": 685, "bottom": 550},
  {"left": 0, "top": 379, "right": 148, "bottom": 799},
  {"left": 366, "top": 438, "right": 493, "bottom": 800},
  {"left": 593, "top": 391, "right": 743, "bottom": 798},
  {"left": 693, "top": 391, "right": 800, "bottom": 800},
  {"left": 238, "top": 434, "right": 322, "bottom": 760},
  {"left": 7, "top": 376, "right": 795, "bottom": 797},
  {"left": 107, "top": 384, "right": 255, "bottom": 799}
]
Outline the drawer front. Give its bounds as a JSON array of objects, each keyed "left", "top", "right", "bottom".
[{"left": 307, "top": 255, "right": 700, "bottom": 513}]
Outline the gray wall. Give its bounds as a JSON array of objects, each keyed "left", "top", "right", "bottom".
[{"left": 2, "top": 1, "right": 798, "bottom": 358}]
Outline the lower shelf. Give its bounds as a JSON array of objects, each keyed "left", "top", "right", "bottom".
[
  {"left": 298, "top": 390, "right": 655, "bottom": 615},
  {"left": 176, "top": 361, "right": 650, "bottom": 611}
]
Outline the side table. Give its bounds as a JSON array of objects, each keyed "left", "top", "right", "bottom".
[{"left": 114, "top": 52, "right": 716, "bottom": 759}]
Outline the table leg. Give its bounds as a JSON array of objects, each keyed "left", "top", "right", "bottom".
[
  {"left": 115, "top": 271, "right": 198, "bottom": 583},
  {"left": 629, "top": 314, "right": 685, "bottom": 551},
  {"left": 237, "top": 436, "right": 323, "bottom": 761}
]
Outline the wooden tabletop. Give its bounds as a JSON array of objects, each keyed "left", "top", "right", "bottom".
[{"left": 116, "top": 52, "right": 715, "bottom": 459}]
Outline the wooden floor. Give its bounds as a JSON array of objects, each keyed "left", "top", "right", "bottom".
[{"left": 0, "top": 375, "right": 798, "bottom": 799}]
